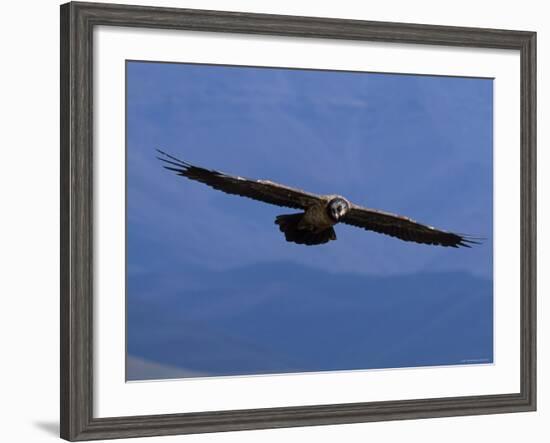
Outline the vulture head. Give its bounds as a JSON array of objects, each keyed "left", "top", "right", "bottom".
[{"left": 328, "top": 198, "right": 350, "bottom": 222}]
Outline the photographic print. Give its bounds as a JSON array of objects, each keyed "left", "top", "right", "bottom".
[
  {"left": 61, "top": 5, "right": 536, "bottom": 439},
  {"left": 126, "top": 60, "right": 493, "bottom": 381}
]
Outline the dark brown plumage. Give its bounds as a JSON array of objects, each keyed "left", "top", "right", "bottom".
[{"left": 157, "top": 150, "right": 481, "bottom": 248}]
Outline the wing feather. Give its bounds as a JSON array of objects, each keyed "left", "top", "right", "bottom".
[
  {"left": 157, "top": 150, "right": 322, "bottom": 210},
  {"left": 342, "top": 205, "right": 480, "bottom": 248}
]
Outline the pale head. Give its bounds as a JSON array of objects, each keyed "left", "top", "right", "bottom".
[{"left": 328, "top": 198, "right": 350, "bottom": 222}]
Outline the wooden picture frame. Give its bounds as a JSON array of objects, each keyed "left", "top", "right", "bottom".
[{"left": 60, "top": 1, "right": 536, "bottom": 440}]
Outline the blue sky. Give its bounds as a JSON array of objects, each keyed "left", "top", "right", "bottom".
[{"left": 126, "top": 61, "right": 493, "bottom": 379}]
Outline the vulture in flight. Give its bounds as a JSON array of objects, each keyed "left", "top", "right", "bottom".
[{"left": 157, "top": 150, "right": 480, "bottom": 248}]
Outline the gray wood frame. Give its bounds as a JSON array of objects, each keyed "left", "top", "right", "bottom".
[{"left": 60, "top": 1, "right": 536, "bottom": 441}]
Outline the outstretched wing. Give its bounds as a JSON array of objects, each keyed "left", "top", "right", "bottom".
[
  {"left": 157, "top": 149, "right": 323, "bottom": 210},
  {"left": 342, "top": 205, "right": 481, "bottom": 248}
]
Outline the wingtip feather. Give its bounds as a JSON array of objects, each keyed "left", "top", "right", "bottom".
[
  {"left": 156, "top": 149, "right": 192, "bottom": 168},
  {"left": 456, "top": 234, "right": 484, "bottom": 248}
]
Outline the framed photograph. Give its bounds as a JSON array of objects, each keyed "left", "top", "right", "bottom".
[{"left": 60, "top": 1, "right": 536, "bottom": 441}]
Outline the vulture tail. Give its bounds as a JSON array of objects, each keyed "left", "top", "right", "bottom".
[{"left": 275, "top": 213, "right": 336, "bottom": 246}]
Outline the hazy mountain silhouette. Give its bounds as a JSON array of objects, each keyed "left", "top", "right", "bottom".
[{"left": 127, "top": 262, "right": 493, "bottom": 380}]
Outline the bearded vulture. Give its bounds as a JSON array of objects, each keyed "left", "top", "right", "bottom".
[{"left": 157, "top": 150, "right": 480, "bottom": 247}]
